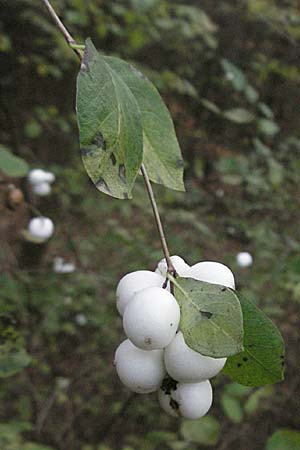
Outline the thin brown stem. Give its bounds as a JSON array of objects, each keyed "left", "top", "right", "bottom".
[
  {"left": 41, "top": 0, "right": 82, "bottom": 59},
  {"left": 141, "top": 164, "right": 175, "bottom": 274},
  {"left": 41, "top": 0, "right": 175, "bottom": 274}
]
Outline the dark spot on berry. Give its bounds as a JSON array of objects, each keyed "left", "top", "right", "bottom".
[
  {"left": 144, "top": 337, "right": 152, "bottom": 345},
  {"left": 161, "top": 376, "right": 178, "bottom": 395},
  {"left": 170, "top": 323, "right": 173, "bottom": 326}
]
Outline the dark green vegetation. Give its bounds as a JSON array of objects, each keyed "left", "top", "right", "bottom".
[{"left": 1, "top": 0, "right": 300, "bottom": 449}]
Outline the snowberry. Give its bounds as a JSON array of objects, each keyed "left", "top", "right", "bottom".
[
  {"left": 32, "top": 181, "right": 52, "bottom": 196},
  {"left": 185, "top": 261, "right": 235, "bottom": 289},
  {"left": 123, "top": 287, "right": 180, "bottom": 350},
  {"left": 164, "top": 331, "right": 226, "bottom": 383},
  {"left": 116, "top": 270, "right": 164, "bottom": 316},
  {"left": 43, "top": 171, "right": 55, "bottom": 183},
  {"left": 158, "top": 380, "right": 213, "bottom": 419},
  {"left": 28, "top": 217, "right": 54, "bottom": 241},
  {"left": 114, "top": 339, "right": 165, "bottom": 394},
  {"left": 28, "top": 168, "right": 55, "bottom": 185},
  {"left": 236, "top": 252, "right": 253, "bottom": 268},
  {"left": 28, "top": 169, "right": 47, "bottom": 185},
  {"left": 155, "top": 255, "right": 190, "bottom": 277}
]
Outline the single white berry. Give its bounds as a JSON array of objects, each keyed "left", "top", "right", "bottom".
[
  {"left": 185, "top": 261, "right": 235, "bottom": 289},
  {"left": 28, "top": 217, "right": 54, "bottom": 241},
  {"left": 236, "top": 252, "right": 253, "bottom": 268},
  {"left": 28, "top": 169, "right": 47, "bottom": 185},
  {"left": 32, "top": 181, "right": 52, "bottom": 196},
  {"left": 158, "top": 380, "right": 213, "bottom": 419},
  {"left": 155, "top": 255, "right": 190, "bottom": 277},
  {"left": 164, "top": 331, "right": 226, "bottom": 383},
  {"left": 123, "top": 287, "right": 180, "bottom": 350},
  {"left": 116, "top": 270, "right": 164, "bottom": 316},
  {"left": 114, "top": 339, "right": 165, "bottom": 394}
]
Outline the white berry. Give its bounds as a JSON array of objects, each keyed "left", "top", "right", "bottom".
[
  {"left": 28, "top": 169, "right": 47, "bottom": 185},
  {"left": 114, "top": 339, "right": 165, "bottom": 394},
  {"left": 155, "top": 255, "right": 190, "bottom": 277},
  {"left": 32, "top": 181, "right": 52, "bottom": 196},
  {"left": 123, "top": 287, "right": 180, "bottom": 350},
  {"left": 116, "top": 270, "right": 164, "bottom": 316},
  {"left": 43, "top": 171, "right": 55, "bottom": 183},
  {"left": 185, "top": 261, "right": 235, "bottom": 289},
  {"left": 28, "top": 217, "right": 54, "bottom": 241},
  {"left": 164, "top": 331, "right": 226, "bottom": 382},
  {"left": 159, "top": 380, "right": 213, "bottom": 419},
  {"left": 236, "top": 252, "right": 253, "bottom": 268},
  {"left": 28, "top": 169, "right": 55, "bottom": 185}
]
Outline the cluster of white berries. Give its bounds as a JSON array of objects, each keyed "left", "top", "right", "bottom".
[
  {"left": 114, "top": 256, "right": 235, "bottom": 420},
  {"left": 27, "top": 216, "right": 54, "bottom": 242},
  {"left": 28, "top": 169, "right": 55, "bottom": 196}
]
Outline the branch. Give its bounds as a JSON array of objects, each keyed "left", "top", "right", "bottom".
[
  {"left": 41, "top": 0, "right": 82, "bottom": 59},
  {"left": 41, "top": 0, "right": 175, "bottom": 274}
]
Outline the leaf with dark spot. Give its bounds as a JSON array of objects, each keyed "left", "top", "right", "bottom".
[
  {"left": 223, "top": 295, "right": 285, "bottom": 386},
  {"left": 104, "top": 56, "right": 185, "bottom": 191},
  {"left": 76, "top": 39, "right": 143, "bottom": 199},
  {"left": 172, "top": 276, "right": 243, "bottom": 358}
]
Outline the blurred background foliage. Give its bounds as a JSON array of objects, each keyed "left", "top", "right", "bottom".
[{"left": 1, "top": 0, "right": 300, "bottom": 449}]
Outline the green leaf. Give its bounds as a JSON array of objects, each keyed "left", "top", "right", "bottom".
[
  {"left": 223, "top": 108, "right": 255, "bottom": 124},
  {"left": 221, "top": 59, "right": 246, "bottom": 91},
  {"left": 104, "top": 56, "right": 185, "bottom": 191},
  {"left": 180, "top": 416, "right": 220, "bottom": 446},
  {"left": 258, "top": 119, "right": 280, "bottom": 136},
  {"left": 76, "top": 38, "right": 143, "bottom": 199},
  {"left": 220, "top": 393, "right": 243, "bottom": 423},
  {"left": 0, "top": 315, "right": 31, "bottom": 377},
  {"left": 244, "top": 385, "right": 274, "bottom": 414},
  {"left": 172, "top": 277, "right": 244, "bottom": 357},
  {"left": 266, "top": 429, "right": 300, "bottom": 450},
  {"left": 0, "top": 145, "right": 29, "bottom": 178},
  {"left": 223, "top": 295, "right": 285, "bottom": 386},
  {"left": 201, "top": 98, "right": 221, "bottom": 114}
]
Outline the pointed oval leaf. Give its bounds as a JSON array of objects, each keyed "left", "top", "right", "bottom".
[
  {"left": 103, "top": 56, "right": 185, "bottom": 191},
  {"left": 76, "top": 39, "right": 143, "bottom": 199},
  {"left": 173, "top": 277, "right": 244, "bottom": 357},
  {"left": 223, "top": 108, "right": 255, "bottom": 124},
  {"left": 223, "top": 295, "right": 285, "bottom": 386},
  {"left": 0, "top": 145, "right": 29, "bottom": 178},
  {"left": 266, "top": 429, "right": 300, "bottom": 450}
]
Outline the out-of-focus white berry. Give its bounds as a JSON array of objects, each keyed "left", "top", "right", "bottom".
[
  {"left": 75, "top": 313, "right": 87, "bottom": 326},
  {"left": 123, "top": 287, "right": 180, "bottom": 350},
  {"left": 32, "top": 181, "right": 52, "bottom": 196},
  {"left": 28, "top": 168, "right": 55, "bottom": 185},
  {"left": 53, "top": 257, "right": 75, "bottom": 273},
  {"left": 116, "top": 270, "right": 164, "bottom": 316},
  {"left": 28, "top": 169, "right": 47, "bottom": 185},
  {"left": 155, "top": 255, "right": 190, "bottom": 277},
  {"left": 43, "top": 171, "right": 55, "bottom": 183},
  {"left": 114, "top": 339, "right": 165, "bottom": 394},
  {"left": 27, "top": 217, "right": 54, "bottom": 241},
  {"left": 236, "top": 252, "right": 253, "bottom": 268},
  {"left": 158, "top": 380, "right": 213, "bottom": 420},
  {"left": 164, "top": 332, "right": 226, "bottom": 383},
  {"left": 185, "top": 261, "right": 235, "bottom": 289}
]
